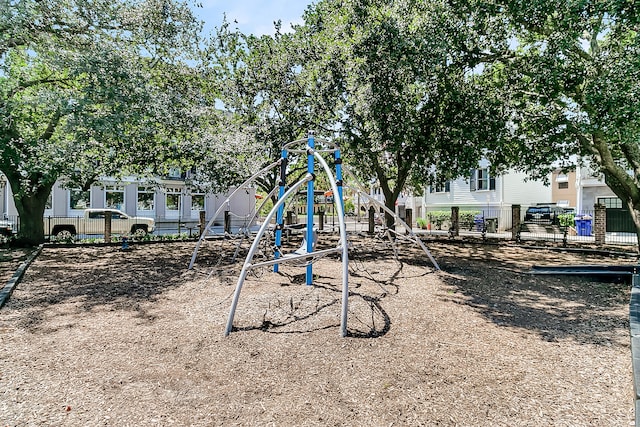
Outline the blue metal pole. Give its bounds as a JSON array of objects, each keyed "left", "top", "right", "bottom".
[
  {"left": 335, "top": 148, "right": 344, "bottom": 217},
  {"left": 274, "top": 149, "right": 288, "bottom": 272},
  {"left": 306, "top": 134, "right": 315, "bottom": 285}
]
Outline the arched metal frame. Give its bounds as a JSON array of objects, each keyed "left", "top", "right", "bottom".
[
  {"left": 188, "top": 134, "right": 440, "bottom": 338},
  {"left": 225, "top": 135, "right": 350, "bottom": 337},
  {"left": 343, "top": 166, "right": 440, "bottom": 271},
  {"left": 188, "top": 159, "right": 282, "bottom": 270}
]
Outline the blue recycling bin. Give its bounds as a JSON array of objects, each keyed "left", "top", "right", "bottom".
[
  {"left": 574, "top": 218, "right": 592, "bottom": 236},
  {"left": 474, "top": 214, "right": 484, "bottom": 231}
]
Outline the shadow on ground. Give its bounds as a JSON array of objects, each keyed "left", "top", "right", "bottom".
[
  {"left": 435, "top": 245, "right": 630, "bottom": 346},
  {"left": 4, "top": 244, "right": 192, "bottom": 330}
]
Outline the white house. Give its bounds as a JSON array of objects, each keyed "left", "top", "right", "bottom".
[
  {"left": 413, "top": 160, "right": 552, "bottom": 217},
  {"left": 405, "top": 167, "right": 551, "bottom": 232},
  {"left": 0, "top": 172, "right": 257, "bottom": 234},
  {"left": 405, "top": 158, "right": 637, "bottom": 233}
]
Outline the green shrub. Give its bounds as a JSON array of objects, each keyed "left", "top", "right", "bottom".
[
  {"left": 258, "top": 195, "right": 274, "bottom": 216},
  {"left": 459, "top": 210, "right": 481, "bottom": 231},
  {"left": 416, "top": 217, "right": 427, "bottom": 228},
  {"left": 426, "top": 210, "right": 481, "bottom": 231},
  {"left": 558, "top": 213, "right": 575, "bottom": 227},
  {"left": 343, "top": 199, "right": 355, "bottom": 214},
  {"left": 426, "top": 211, "right": 450, "bottom": 229}
]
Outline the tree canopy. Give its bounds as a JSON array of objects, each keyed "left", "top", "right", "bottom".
[
  {"left": 480, "top": 0, "right": 640, "bottom": 243},
  {"left": 294, "top": 0, "right": 514, "bottom": 223},
  {"left": 205, "top": 20, "right": 335, "bottom": 196},
  {"left": 0, "top": 0, "right": 209, "bottom": 244},
  {"left": 4, "top": 0, "right": 640, "bottom": 248},
  {"left": 210, "top": 0, "right": 512, "bottom": 223}
]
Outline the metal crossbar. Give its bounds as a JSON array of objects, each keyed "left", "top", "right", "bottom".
[{"left": 246, "top": 247, "right": 343, "bottom": 270}]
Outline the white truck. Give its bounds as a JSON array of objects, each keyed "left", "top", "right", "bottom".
[{"left": 45, "top": 208, "right": 155, "bottom": 238}]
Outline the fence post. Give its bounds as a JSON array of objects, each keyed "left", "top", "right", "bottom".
[
  {"left": 318, "top": 211, "right": 324, "bottom": 231},
  {"left": 224, "top": 210, "right": 231, "bottom": 234},
  {"left": 512, "top": 205, "right": 521, "bottom": 241},
  {"left": 199, "top": 210, "right": 206, "bottom": 237},
  {"left": 594, "top": 204, "right": 606, "bottom": 245},
  {"left": 104, "top": 210, "right": 112, "bottom": 243},
  {"left": 405, "top": 208, "right": 413, "bottom": 235},
  {"left": 368, "top": 206, "right": 375, "bottom": 234},
  {"left": 450, "top": 207, "right": 459, "bottom": 237}
]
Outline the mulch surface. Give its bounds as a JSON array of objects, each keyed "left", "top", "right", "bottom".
[
  {"left": 0, "top": 248, "right": 35, "bottom": 287},
  {"left": 0, "top": 238, "right": 636, "bottom": 426}
]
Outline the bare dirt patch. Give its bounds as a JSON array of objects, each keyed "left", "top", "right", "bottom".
[{"left": 0, "top": 239, "right": 635, "bottom": 426}]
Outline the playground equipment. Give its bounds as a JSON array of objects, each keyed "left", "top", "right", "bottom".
[
  {"left": 225, "top": 134, "right": 349, "bottom": 336},
  {"left": 188, "top": 133, "right": 440, "bottom": 337}
]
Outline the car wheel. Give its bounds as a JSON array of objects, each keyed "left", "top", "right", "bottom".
[
  {"left": 132, "top": 226, "right": 148, "bottom": 238},
  {"left": 56, "top": 229, "right": 74, "bottom": 241}
]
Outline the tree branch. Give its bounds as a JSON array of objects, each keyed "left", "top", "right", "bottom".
[
  {"left": 590, "top": 130, "right": 640, "bottom": 202},
  {"left": 40, "top": 110, "right": 62, "bottom": 143},
  {"left": 9, "top": 77, "right": 73, "bottom": 98}
]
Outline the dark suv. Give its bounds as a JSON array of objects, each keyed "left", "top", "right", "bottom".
[{"left": 524, "top": 205, "right": 565, "bottom": 225}]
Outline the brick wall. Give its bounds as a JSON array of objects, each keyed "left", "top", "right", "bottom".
[
  {"left": 450, "top": 207, "right": 460, "bottom": 237},
  {"left": 594, "top": 204, "right": 606, "bottom": 245},
  {"left": 512, "top": 204, "right": 521, "bottom": 241}
]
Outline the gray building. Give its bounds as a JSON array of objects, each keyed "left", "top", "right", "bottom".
[{"left": 1, "top": 173, "right": 257, "bottom": 234}]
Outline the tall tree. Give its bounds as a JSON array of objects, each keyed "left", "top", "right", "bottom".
[
  {"left": 0, "top": 0, "right": 210, "bottom": 245},
  {"left": 292, "top": 0, "right": 511, "bottom": 225},
  {"left": 205, "top": 21, "right": 328, "bottom": 198},
  {"left": 480, "top": 0, "right": 640, "bottom": 248}
]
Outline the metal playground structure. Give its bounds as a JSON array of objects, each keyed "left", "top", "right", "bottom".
[{"left": 188, "top": 133, "right": 440, "bottom": 337}]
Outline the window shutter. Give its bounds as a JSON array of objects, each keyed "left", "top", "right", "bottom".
[
  {"left": 429, "top": 185, "right": 434, "bottom": 193},
  {"left": 469, "top": 170, "right": 476, "bottom": 192},
  {"left": 445, "top": 181, "right": 450, "bottom": 192},
  {"left": 489, "top": 176, "right": 496, "bottom": 190}
]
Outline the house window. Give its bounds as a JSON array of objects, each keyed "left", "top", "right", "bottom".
[
  {"left": 167, "top": 168, "right": 184, "bottom": 180},
  {"left": 137, "top": 187, "right": 155, "bottom": 211},
  {"left": 477, "top": 169, "right": 489, "bottom": 190},
  {"left": 105, "top": 185, "right": 125, "bottom": 210},
  {"left": 165, "top": 187, "right": 182, "bottom": 212},
  {"left": 45, "top": 192, "right": 52, "bottom": 210},
  {"left": 598, "top": 197, "right": 622, "bottom": 209},
  {"left": 470, "top": 169, "right": 496, "bottom": 192},
  {"left": 69, "top": 189, "right": 90, "bottom": 210},
  {"left": 429, "top": 181, "right": 451, "bottom": 193},
  {"left": 191, "top": 193, "right": 205, "bottom": 212},
  {"left": 558, "top": 182, "right": 569, "bottom": 189}
]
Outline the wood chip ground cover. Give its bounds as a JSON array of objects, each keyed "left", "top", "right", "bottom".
[
  {"left": 0, "top": 239, "right": 635, "bottom": 426},
  {"left": 0, "top": 248, "right": 35, "bottom": 286}
]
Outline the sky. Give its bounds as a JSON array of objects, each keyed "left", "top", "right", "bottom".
[{"left": 195, "top": 0, "right": 315, "bottom": 36}]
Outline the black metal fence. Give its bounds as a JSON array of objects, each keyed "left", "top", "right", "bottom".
[
  {"left": 0, "top": 214, "right": 19, "bottom": 239},
  {"left": 417, "top": 207, "right": 638, "bottom": 248},
  {"left": 2, "top": 208, "right": 639, "bottom": 248}
]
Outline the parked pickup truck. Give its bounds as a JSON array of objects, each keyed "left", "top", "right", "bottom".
[
  {"left": 45, "top": 208, "right": 155, "bottom": 238},
  {"left": 0, "top": 218, "right": 15, "bottom": 236}
]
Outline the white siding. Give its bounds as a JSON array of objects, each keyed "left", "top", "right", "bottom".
[
  {"left": 500, "top": 171, "right": 552, "bottom": 206},
  {"left": 424, "top": 170, "right": 552, "bottom": 211}
]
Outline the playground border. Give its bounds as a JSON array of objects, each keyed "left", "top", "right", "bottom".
[
  {"left": 0, "top": 245, "right": 43, "bottom": 309},
  {"left": 629, "top": 274, "right": 640, "bottom": 426}
]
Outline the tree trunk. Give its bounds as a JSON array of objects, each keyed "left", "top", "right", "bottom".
[
  {"left": 382, "top": 186, "right": 396, "bottom": 229},
  {"left": 602, "top": 170, "right": 640, "bottom": 253},
  {"left": 8, "top": 177, "right": 52, "bottom": 246},
  {"left": 628, "top": 202, "right": 640, "bottom": 254},
  {"left": 375, "top": 158, "right": 410, "bottom": 232}
]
